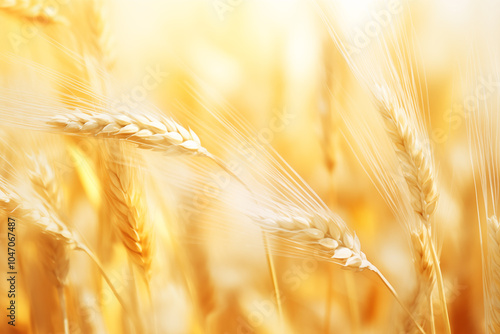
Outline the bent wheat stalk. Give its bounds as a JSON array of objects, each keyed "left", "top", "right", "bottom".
[
  {"left": 375, "top": 85, "right": 449, "bottom": 333},
  {"left": 312, "top": 6, "right": 447, "bottom": 330},
  {"left": 254, "top": 210, "right": 425, "bottom": 333},
  {"left": 175, "top": 87, "right": 425, "bottom": 332},
  {"left": 256, "top": 211, "right": 369, "bottom": 270},
  {"left": 48, "top": 110, "right": 253, "bottom": 203}
]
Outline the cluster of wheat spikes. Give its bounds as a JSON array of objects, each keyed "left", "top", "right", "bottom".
[{"left": 0, "top": 0, "right": 498, "bottom": 333}]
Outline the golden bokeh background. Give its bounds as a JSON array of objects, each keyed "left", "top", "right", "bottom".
[{"left": 0, "top": 0, "right": 497, "bottom": 333}]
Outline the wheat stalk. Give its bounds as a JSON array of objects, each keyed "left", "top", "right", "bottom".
[
  {"left": 315, "top": 3, "right": 446, "bottom": 330},
  {"left": 39, "top": 232, "right": 71, "bottom": 333},
  {"left": 318, "top": 37, "right": 358, "bottom": 332},
  {"left": 374, "top": 85, "right": 451, "bottom": 333},
  {"left": 464, "top": 63, "right": 500, "bottom": 333},
  {"left": 486, "top": 216, "right": 500, "bottom": 332}
]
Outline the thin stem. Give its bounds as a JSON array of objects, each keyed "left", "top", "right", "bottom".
[
  {"left": 128, "top": 258, "right": 140, "bottom": 305},
  {"left": 427, "top": 229, "right": 451, "bottom": 334},
  {"left": 325, "top": 172, "right": 336, "bottom": 334},
  {"left": 429, "top": 290, "right": 436, "bottom": 334},
  {"left": 368, "top": 264, "right": 426, "bottom": 334},
  {"left": 58, "top": 286, "right": 69, "bottom": 334},
  {"left": 127, "top": 257, "right": 142, "bottom": 331},
  {"left": 77, "top": 244, "right": 139, "bottom": 331},
  {"left": 262, "top": 232, "right": 284, "bottom": 328},
  {"left": 143, "top": 274, "right": 156, "bottom": 334},
  {"left": 325, "top": 266, "right": 333, "bottom": 333}
]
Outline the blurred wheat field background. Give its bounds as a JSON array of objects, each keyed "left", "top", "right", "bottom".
[{"left": 0, "top": 0, "right": 498, "bottom": 333}]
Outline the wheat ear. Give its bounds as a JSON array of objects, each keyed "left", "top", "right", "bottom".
[
  {"left": 260, "top": 211, "right": 422, "bottom": 332},
  {"left": 49, "top": 111, "right": 208, "bottom": 156},
  {"left": 258, "top": 208, "right": 428, "bottom": 332},
  {"left": 99, "top": 142, "right": 154, "bottom": 281},
  {"left": 0, "top": 0, "right": 65, "bottom": 23},
  {"left": 258, "top": 212, "right": 370, "bottom": 270},
  {"left": 49, "top": 110, "right": 252, "bottom": 199},
  {"left": 377, "top": 87, "right": 438, "bottom": 226},
  {"left": 0, "top": 186, "right": 74, "bottom": 245}
]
